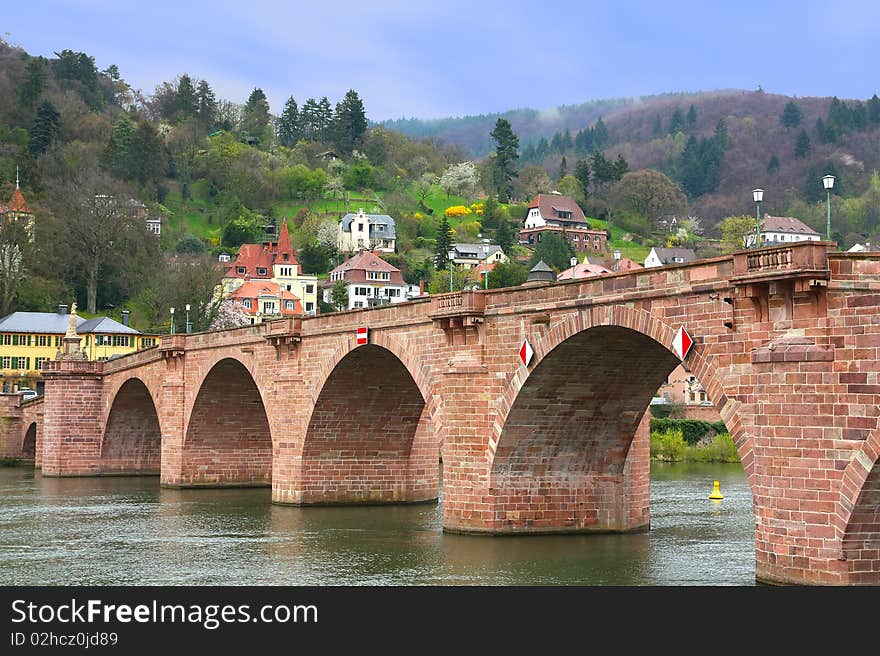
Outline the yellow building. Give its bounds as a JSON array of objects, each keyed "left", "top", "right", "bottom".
[{"left": 0, "top": 306, "right": 158, "bottom": 395}]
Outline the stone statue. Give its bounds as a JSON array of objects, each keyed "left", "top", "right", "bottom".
[{"left": 66, "top": 302, "right": 78, "bottom": 337}]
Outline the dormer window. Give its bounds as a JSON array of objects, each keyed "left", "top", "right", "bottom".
[
  {"left": 555, "top": 210, "right": 572, "bottom": 220},
  {"left": 257, "top": 267, "right": 268, "bottom": 276},
  {"left": 237, "top": 267, "right": 246, "bottom": 275},
  {"left": 673, "top": 257, "right": 684, "bottom": 263}
]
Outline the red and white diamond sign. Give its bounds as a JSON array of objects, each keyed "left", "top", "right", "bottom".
[
  {"left": 519, "top": 338, "right": 534, "bottom": 367},
  {"left": 356, "top": 326, "right": 369, "bottom": 346},
  {"left": 672, "top": 325, "right": 693, "bottom": 360}
]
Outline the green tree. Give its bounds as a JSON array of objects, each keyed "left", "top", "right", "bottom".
[
  {"left": 332, "top": 89, "right": 368, "bottom": 155},
  {"left": 495, "top": 217, "right": 517, "bottom": 256},
  {"left": 529, "top": 231, "right": 575, "bottom": 271},
  {"left": 794, "top": 128, "right": 812, "bottom": 158},
  {"left": 342, "top": 161, "right": 374, "bottom": 189},
  {"left": 686, "top": 104, "right": 698, "bottom": 130},
  {"left": 197, "top": 80, "right": 217, "bottom": 127},
  {"left": 574, "top": 158, "right": 591, "bottom": 196},
  {"left": 298, "top": 241, "right": 333, "bottom": 274},
  {"left": 330, "top": 279, "right": 349, "bottom": 310},
  {"left": 175, "top": 234, "right": 206, "bottom": 254},
  {"left": 868, "top": 94, "right": 880, "bottom": 125},
  {"left": 18, "top": 57, "right": 48, "bottom": 110},
  {"left": 317, "top": 96, "right": 333, "bottom": 141},
  {"left": 278, "top": 96, "right": 300, "bottom": 147},
  {"left": 490, "top": 118, "right": 519, "bottom": 201},
  {"left": 221, "top": 212, "right": 262, "bottom": 247},
  {"left": 558, "top": 155, "right": 568, "bottom": 179},
  {"left": 28, "top": 100, "right": 61, "bottom": 156},
  {"left": 719, "top": 215, "right": 756, "bottom": 252},
  {"left": 668, "top": 107, "right": 685, "bottom": 134},
  {"left": 174, "top": 74, "right": 199, "bottom": 122},
  {"left": 651, "top": 114, "right": 663, "bottom": 137},
  {"left": 242, "top": 88, "right": 270, "bottom": 140},
  {"left": 487, "top": 260, "right": 528, "bottom": 288},
  {"left": 590, "top": 151, "right": 615, "bottom": 186},
  {"left": 557, "top": 175, "right": 584, "bottom": 205},
  {"left": 608, "top": 169, "right": 688, "bottom": 222},
  {"left": 612, "top": 154, "right": 629, "bottom": 181},
  {"left": 780, "top": 101, "right": 803, "bottom": 128},
  {"left": 767, "top": 154, "right": 780, "bottom": 175},
  {"left": 434, "top": 214, "right": 453, "bottom": 269}
]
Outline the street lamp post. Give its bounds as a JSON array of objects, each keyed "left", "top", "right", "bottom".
[
  {"left": 448, "top": 249, "right": 455, "bottom": 292},
  {"left": 752, "top": 188, "right": 764, "bottom": 248},
  {"left": 823, "top": 175, "right": 835, "bottom": 241},
  {"left": 482, "top": 269, "right": 489, "bottom": 289},
  {"left": 169, "top": 307, "right": 175, "bottom": 335},
  {"left": 613, "top": 249, "right": 621, "bottom": 272},
  {"left": 185, "top": 303, "right": 192, "bottom": 334}
]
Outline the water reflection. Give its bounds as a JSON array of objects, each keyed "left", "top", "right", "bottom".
[{"left": 0, "top": 462, "right": 754, "bottom": 585}]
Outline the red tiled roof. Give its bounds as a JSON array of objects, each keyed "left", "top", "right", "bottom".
[
  {"left": 328, "top": 250, "right": 405, "bottom": 285},
  {"left": 761, "top": 215, "right": 820, "bottom": 235},
  {"left": 7, "top": 188, "right": 29, "bottom": 212},
  {"left": 228, "top": 280, "right": 302, "bottom": 316},
  {"left": 616, "top": 258, "right": 643, "bottom": 271},
  {"left": 557, "top": 262, "right": 611, "bottom": 280},
  {"left": 228, "top": 244, "right": 274, "bottom": 278},
  {"left": 528, "top": 193, "right": 587, "bottom": 225},
  {"left": 274, "top": 220, "right": 298, "bottom": 265}
]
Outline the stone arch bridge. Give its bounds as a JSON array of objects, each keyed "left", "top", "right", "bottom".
[{"left": 17, "top": 241, "right": 880, "bottom": 585}]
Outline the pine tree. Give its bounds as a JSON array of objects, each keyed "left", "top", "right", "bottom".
[
  {"left": 794, "top": 128, "right": 812, "bottom": 158},
  {"left": 686, "top": 104, "right": 697, "bottom": 130},
  {"left": 651, "top": 114, "right": 663, "bottom": 137},
  {"left": 28, "top": 100, "right": 61, "bottom": 155},
  {"left": 495, "top": 217, "right": 517, "bottom": 256},
  {"left": 197, "top": 80, "right": 217, "bottom": 127},
  {"left": 780, "top": 101, "right": 803, "bottom": 128},
  {"left": 612, "top": 154, "right": 629, "bottom": 181},
  {"left": 574, "top": 158, "right": 591, "bottom": 196},
  {"left": 490, "top": 118, "right": 519, "bottom": 202},
  {"left": 668, "top": 107, "right": 686, "bottom": 135},
  {"left": 558, "top": 156, "right": 568, "bottom": 179},
  {"left": 317, "top": 96, "right": 333, "bottom": 141},
  {"left": 869, "top": 94, "right": 880, "bottom": 125},
  {"left": 175, "top": 74, "right": 199, "bottom": 122},
  {"left": 434, "top": 214, "right": 453, "bottom": 269},
  {"left": 278, "top": 96, "right": 300, "bottom": 147},
  {"left": 332, "top": 89, "right": 367, "bottom": 155},
  {"left": 242, "top": 88, "right": 270, "bottom": 140},
  {"left": 300, "top": 98, "right": 318, "bottom": 139},
  {"left": 18, "top": 57, "right": 48, "bottom": 110},
  {"left": 592, "top": 118, "right": 608, "bottom": 150}
]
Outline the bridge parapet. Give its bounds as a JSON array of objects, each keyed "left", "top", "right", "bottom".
[
  {"left": 159, "top": 334, "right": 186, "bottom": 359},
  {"left": 42, "top": 359, "right": 103, "bottom": 375},
  {"left": 429, "top": 290, "right": 485, "bottom": 322},
  {"left": 731, "top": 241, "right": 830, "bottom": 289}
]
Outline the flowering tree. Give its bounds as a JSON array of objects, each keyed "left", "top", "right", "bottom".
[
  {"left": 210, "top": 299, "right": 251, "bottom": 330},
  {"left": 439, "top": 161, "right": 477, "bottom": 198}
]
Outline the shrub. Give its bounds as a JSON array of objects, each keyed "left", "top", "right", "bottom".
[
  {"left": 444, "top": 205, "right": 472, "bottom": 218},
  {"left": 650, "top": 418, "right": 726, "bottom": 445},
  {"left": 650, "top": 429, "right": 688, "bottom": 461}
]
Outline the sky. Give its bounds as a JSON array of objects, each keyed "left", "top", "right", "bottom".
[{"left": 4, "top": 1, "right": 880, "bottom": 122}]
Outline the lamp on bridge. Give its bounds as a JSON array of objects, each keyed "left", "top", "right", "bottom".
[
  {"left": 169, "top": 307, "right": 175, "bottom": 335},
  {"left": 752, "top": 188, "right": 764, "bottom": 248},
  {"left": 185, "top": 304, "right": 192, "bottom": 334},
  {"left": 613, "top": 249, "right": 621, "bottom": 272},
  {"left": 823, "top": 174, "right": 835, "bottom": 241},
  {"left": 448, "top": 249, "right": 456, "bottom": 292}
]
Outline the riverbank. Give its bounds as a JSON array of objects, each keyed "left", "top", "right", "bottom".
[{"left": 650, "top": 429, "right": 738, "bottom": 462}]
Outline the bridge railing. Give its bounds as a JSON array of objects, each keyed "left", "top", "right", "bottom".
[
  {"left": 732, "top": 241, "right": 830, "bottom": 279},
  {"left": 428, "top": 290, "right": 486, "bottom": 319},
  {"left": 42, "top": 360, "right": 103, "bottom": 375}
]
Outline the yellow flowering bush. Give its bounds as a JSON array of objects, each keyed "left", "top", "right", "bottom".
[
  {"left": 414, "top": 212, "right": 425, "bottom": 220},
  {"left": 445, "top": 205, "right": 472, "bottom": 218}
]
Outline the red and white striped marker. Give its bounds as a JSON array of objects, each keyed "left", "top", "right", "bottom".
[
  {"left": 672, "top": 325, "right": 693, "bottom": 360},
  {"left": 356, "top": 326, "right": 369, "bottom": 346},
  {"left": 519, "top": 338, "right": 534, "bottom": 367}
]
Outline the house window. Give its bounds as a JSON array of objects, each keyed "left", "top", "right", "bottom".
[
  {"left": 219, "top": 253, "right": 231, "bottom": 263},
  {"left": 242, "top": 299, "right": 252, "bottom": 309},
  {"left": 354, "top": 301, "right": 363, "bottom": 308},
  {"left": 285, "top": 301, "right": 295, "bottom": 310},
  {"left": 257, "top": 267, "right": 268, "bottom": 276},
  {"left": 354, "top": 287, "right": 370, "bottom": 296},
  {"left": 262, "top": 302, "right": 274, "bottom": 313},
  {"left": 537, "top": 233, "right": 542, "bottom": 242},
  {"left": 305, "top": 302, "right": 314, "bottom": 312},
  {"left": 673, "top": 257, "right": 684, "bottom": 263},
  {"left": 358, "top": 223, "right": 364, "bottom": 232},
  {"left": 38, "top": 335, "right": 48, "bottom": 347},
  {"left": 113, "top": 335, "right": 130, "bottom": 347},
  {"left": 141, "top": 338, "right": 156, "bottom": 348},
  {"left": 35, "top": 357, "right": 46, "bottom": 370},
  {"left": 306, "top": 284, "right": 314, "bottom": 294},
  {"left": 1, "top": 356, "right": 9, "bottom": 368},
  {"left": 387, "top": 288, "right": 400, "bottom": 297},
  {"left": 377, "top": 225, "right": 385, "bottom": 232},
  {"left": 237, "top": 267, "right": 246, "bottom": 275},
  {"left": 555, "top": 210, "right": 572, "bottom": 219},
  {"left": 2, "top": 335, "right": 9, "bottom": 345}
]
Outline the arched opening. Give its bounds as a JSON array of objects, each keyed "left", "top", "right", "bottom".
[
  {"left": 182, "top": 358, "right": 272, "bottom": 487},
  {"left": 300, "top": 344, "right": 437, "bottom": 505},
  {"left": 101, "top": 378, "right": 161, "bottom": 475},
  {"left": 22, "top": 422, "right": 36, "bottom": 460},
  {"left": 842, "top": 462, "right": 880, "bottom": 584},
  {"left": 490, "top": 325, "right": 739, "bottom": 533}
]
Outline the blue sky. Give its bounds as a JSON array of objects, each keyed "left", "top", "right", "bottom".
[{"left": 5, "top": 1, "right": 879, "bottom": 121}]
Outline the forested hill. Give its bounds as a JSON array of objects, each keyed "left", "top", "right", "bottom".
[{"left": 378, "top": 96, "right": 637, "bottom": 158}]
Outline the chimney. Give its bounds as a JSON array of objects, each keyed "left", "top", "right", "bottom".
[
  {"left": 419, "top": 279, "right": 425, "bottom": 296},
  {"left": 121, "top": 310, "right": 130, "bottom": 326},
  {"left": 57, "top": 304, "right": 68, "bottom": 315}
]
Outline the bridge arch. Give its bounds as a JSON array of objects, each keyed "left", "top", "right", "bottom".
[
  {"left": 100, "top": 377, "right": 162, "bottom": 475},
  {"left": 294, "top": 333, "right": 440, "bottom": 505},
  {"left": 838, "top": 423, "right": 880, "bottom": 583},
  {"left": 181, "top": 357, "right": 273, "bottom": 487},
  {"left": 486, "top": 306, "right": 755, "bottom": 533},
  {"left": 21, "top": 422, "right": 36, "bottom": 460}
]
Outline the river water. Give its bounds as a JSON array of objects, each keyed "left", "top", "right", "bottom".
[{"left": 0, "top": 462, "right": 754, "bottom": 586}]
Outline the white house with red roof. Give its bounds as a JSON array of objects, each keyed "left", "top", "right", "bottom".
[
  {"left": 518, "top": 192, "right": 607, "bottom": 254},
  {"left": 222, "top": 221, "right": 319, "bottom": 315},
  {"left": 322, "top": 251, "right": 409, "bottom": 310},
  {"left": 227, "top": 280, "right": 302, "bottom": 323},
  {"left": 745, "top": 215, "right": 821, "bottom": 247}
]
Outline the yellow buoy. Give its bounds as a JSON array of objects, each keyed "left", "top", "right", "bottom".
[{"left": 709, "top": 480, "right": 724, "bottom": 500}]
